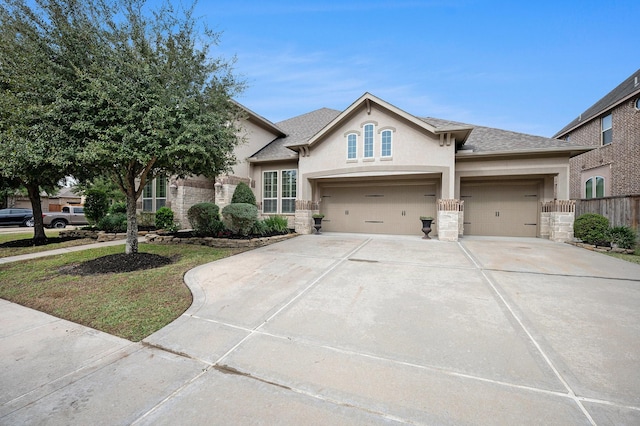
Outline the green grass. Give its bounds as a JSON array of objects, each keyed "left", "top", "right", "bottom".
[
  {"left": 605, "top": 249, "right": 640, "bottom": 265},
  {"left": 0, "top": 243, "right": 241, "bottom": 341},
  {"left": 0, "top": 230, "right": 98, "bottom": 258}
]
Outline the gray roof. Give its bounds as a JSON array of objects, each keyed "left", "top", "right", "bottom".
[
  {"left": 422, "top": 117, "right": 587, "bottom": 154},
  {"left": 250, "top": 108, "right": 341, "bottom": 161},
  {"left": 554, "top": 69, "right": 640, "bottom": 138},
  {"left": 250, "top": 105, "right": 590, "bottom": 162}
]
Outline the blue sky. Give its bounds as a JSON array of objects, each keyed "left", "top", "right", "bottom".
[{"left": 190, "top": 0, "right": 638, "bottom": 137}]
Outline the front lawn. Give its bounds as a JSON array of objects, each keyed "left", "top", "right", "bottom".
[
  {"left": 0, "top": 244, "right": 241, "bottom": 341},
  {"left": 606, "top": 249, "right": 640, "bottom": 265}
]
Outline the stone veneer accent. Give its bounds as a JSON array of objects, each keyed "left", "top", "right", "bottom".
[
  {"left": 437, "top": 199, "right": 463, "bottom": 242},
  {"left": 541, "top": 200, "right": 575, "bottom": 243},
  {"left": 294, "top": 200, "right": 320, "bottom": 235}
]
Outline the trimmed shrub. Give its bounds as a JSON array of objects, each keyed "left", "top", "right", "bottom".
[
  {"left": 187, "top": 203, "right": 224, "bottom": 236},
  {"left": 98, "top": 213, "right": 127, "bottom": 233},
  {"left": 155, "top": 207, "right": 174, "bottom": 230},
  {"left": 231, "top": 182, "right": 256, "bottom": 206},
  {"left": 109, "top": 201, "right": 127, "bottom": 214},
  {"left": 606, "top": 226, "right": 637, "bottom": 249},
  {"left": 263, "top": 215, "right": 289, "bottom": 234},
  {"left": 84, "top": 189, "right": 109, "bottom": 225},
  {"left": 574, "top": 213, "right": 610, "bottom": 245},
  {"left": 222, "top": 203, "right": 258, "bottom": 236},
  {"left": 251, "top": 219, "right": 269, "bottom": 236}
]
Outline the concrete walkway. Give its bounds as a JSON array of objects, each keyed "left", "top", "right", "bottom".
[{"left": 1, "top": 234, "right": 640, "bottom": 425}]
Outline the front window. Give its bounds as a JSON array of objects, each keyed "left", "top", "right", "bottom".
[
  {"left": 263, "top": 171, "right": 278, "bottom": 213},
  {"left": 143, "top": 177, "right": 168, "bottom": 212},
  {"left": 281, "top": 170, "right": 297, "bottom": 213},
  {"left": 585, "top": 176, "right": 605, "bottom": 199},
  {"left": 364, "top": 124, "right": 374, "bottom": 158},
  {"left": 381, "top": 130, "right": 392, "bottom": 157},
  {"left": 347, "top": 134, "right": 357, "bottom": 160},
  {"left": 601, "top": 113, "right": 612, "bottom": 145}
]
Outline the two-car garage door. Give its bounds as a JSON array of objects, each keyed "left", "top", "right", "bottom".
[
  {"left": 460, "top": 182, "right": 540, "bottom": 237},
  {"left": 320, "top": 183, "right": 437, "bottom": 236}
]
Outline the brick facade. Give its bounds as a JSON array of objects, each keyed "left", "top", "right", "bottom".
[{"left": 565, "top": 90, "right": 640, "bottom": 199}]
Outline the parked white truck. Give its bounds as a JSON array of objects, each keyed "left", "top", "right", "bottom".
[{"left": 42, "top": 206, "right": 89, "bottom": 228}]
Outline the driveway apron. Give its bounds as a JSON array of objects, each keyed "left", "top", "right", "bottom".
[{"left": 1, "top": 234, "right": 640, "bottom": 425}]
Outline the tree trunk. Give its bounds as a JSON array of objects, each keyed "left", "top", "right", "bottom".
[
  {"left": 26, "top": 183, "right": 47, "bottom": 243},
  {"left": 125, "top": 189, "right": 138, "bottom": 254}
]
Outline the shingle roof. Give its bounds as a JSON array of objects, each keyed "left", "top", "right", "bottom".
[
  {"left": 249, "top": 104, "right": 590, "bottom": 162},
  {"left": 422, "top": 117, "right": 587, "bottom": 154},
  {"left": 250, "top": 108, "right": 341, "bottom": 161},
  {"left": 554, "top": 69, "right": 640, "bottom": 138}
]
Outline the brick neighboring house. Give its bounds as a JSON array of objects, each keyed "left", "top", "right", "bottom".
[{"left": 554, "top": 69, "right": 640, "bottom": 199}]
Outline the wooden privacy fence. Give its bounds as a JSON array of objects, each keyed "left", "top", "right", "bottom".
[{"left": 575, "top": 195, "right": 640, "bottom": 230}]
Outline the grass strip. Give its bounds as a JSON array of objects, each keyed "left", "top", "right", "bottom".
[
  {"left": 0, "top": 230, "right": 99, "bottom": 258},
  {"left": 0, "top": 243, "right": 241, "bottom": 341}
]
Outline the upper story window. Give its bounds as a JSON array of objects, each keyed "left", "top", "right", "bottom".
[
  {"left": 585, "top": 176, "right": 605, "bottom": 199},
  {"left": 363, "top": 124, "right": 374, "bottom": 158},
  {"left": 601, "top": 113, "right": 612, "bottom": 145},
  {"left": 347, "top": 134, "right": 357, "bottom": 160},
  {"left": 381, "top": 130, "right": 392, "bottom": 157},
  {"left": 143, "top": 177, "right": 167, "bottom": 212}
]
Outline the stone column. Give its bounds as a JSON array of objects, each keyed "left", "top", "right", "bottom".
[
  {"left": 437, "top": 199, "right": 463, "bottom": 242},
  {"left": 541, "top": 200, "right": 575, "bottom": 243},
  {"left": 294, "top": 200, "right": 319, "bottom": 235}
]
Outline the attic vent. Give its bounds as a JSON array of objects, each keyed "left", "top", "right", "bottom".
[{"left": 635, "top": 76, "right": 639, "bottom": 87}]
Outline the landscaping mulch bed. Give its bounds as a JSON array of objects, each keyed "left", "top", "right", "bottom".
[
  {"left": 62, "top": 253, "right": 175, "bottom": 275},
  {"left": 0, "top": 236, "right": 84, "bottom": 248}
]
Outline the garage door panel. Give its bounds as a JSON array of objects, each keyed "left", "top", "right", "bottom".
[
  {"left": 461, "top": 183, "right": 539, "bottom": 237},
  {"left": 320, "top": 184, "right": 436, "bottom": 235}
]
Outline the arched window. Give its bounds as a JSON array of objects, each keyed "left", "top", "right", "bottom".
[
  {"left": 585, "top": 176, "right": 605, "bottom": 199},
  {"left": 381, "top": 130, "right": 392, "bottom": 157},
  {"left": 347, "top": 133, "right": 357, "bottom": 160},
  {"left": 363, "top": 124, "right": 374, "bottom": 158}
]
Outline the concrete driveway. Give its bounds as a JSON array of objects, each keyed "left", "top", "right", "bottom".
[{"left": 1, "top": 234, "right": 640, "bottom": 425}]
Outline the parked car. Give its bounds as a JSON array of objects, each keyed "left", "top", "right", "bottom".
[
  {"left": 42, "top": 206, "right": 88, "bottom": 228},
  {"left": 0, "top": 208, "right": 34, "bottom": 227}
]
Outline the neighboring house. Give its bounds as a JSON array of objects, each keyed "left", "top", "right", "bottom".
[
  {"left": 157, "top": 93, "right": 592, "bottom": 241},
  {"left": 10, "top": 186, "right": 83, "bottom": 212},
  {"left": 554, "top": 69, "right": 640, "bottom": 200}
]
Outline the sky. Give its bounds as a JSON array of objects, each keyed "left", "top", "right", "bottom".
[{"left": 186, "top": 0, "right": 638, "bottom": 138}]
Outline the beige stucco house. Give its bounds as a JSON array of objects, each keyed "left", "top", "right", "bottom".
[{"left": 160, "top": 93, "right": 592, "bottom": 241}]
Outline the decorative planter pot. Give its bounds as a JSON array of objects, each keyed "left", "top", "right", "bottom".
[
  {"left": 420, "top": 219, "right": 433, "bottom": 239},
  {"left": 313, "top": 217, "right": 323, "bottom": 234}
]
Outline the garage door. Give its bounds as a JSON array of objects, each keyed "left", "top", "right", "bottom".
[
  {"left": 460, "top": 183, "right": 539, "bottom": 237},
  {"left": 320, "top": 183, "right": 436, "bottom": 235}
]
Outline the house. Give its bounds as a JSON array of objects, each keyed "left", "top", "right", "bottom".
[
  {"left": 554, "top": 68, "right": 640, "bottom": 201},
  {"left": 9, "top": 186, "right": 83, "bottom": 212},
  {"left": 156, "top": 93, "right": 592, "bottom": 241}
]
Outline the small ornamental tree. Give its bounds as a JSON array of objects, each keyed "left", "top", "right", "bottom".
[
  {"left": 84, "top": 189, "right": 110, "bottom": 225},
  {"left": 231, "top": 182, "right": 257, "bottom": 205}
]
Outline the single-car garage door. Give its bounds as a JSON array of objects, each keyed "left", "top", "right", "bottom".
[
  {"left": 320, "top": 183, "right": 437, "bottom": 235},
  {"left": 461, "top": 182, "right": 539, "bottom": 237}
]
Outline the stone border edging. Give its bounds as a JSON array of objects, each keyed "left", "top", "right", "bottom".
[
  {"left": 144, "top": 232, "right": 298, "bottom": 249},
  {"left": 59, "top": 229, "right": 129, "bottom": 242},
  {"left": 565, "top": 241, "right": 635, "bottom": 254}
]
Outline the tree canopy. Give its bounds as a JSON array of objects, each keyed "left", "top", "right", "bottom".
[{"left": 0, "top": 0, "right": 245, "bottom": 252}]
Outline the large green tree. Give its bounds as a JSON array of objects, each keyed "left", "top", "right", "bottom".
[
  {"left": 0, "top": 0, "right": 83, "bottom": 241},
  {"left": 1, "top": 0, "right": 245, "bottom": 252},
  {"left": 70, "top": 0, "right": 244, "bottom": 254}
]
